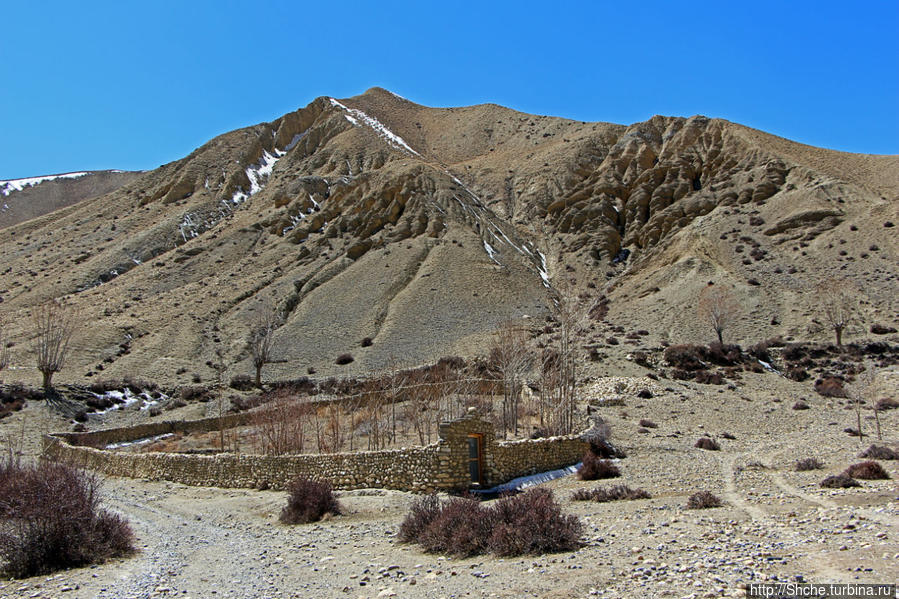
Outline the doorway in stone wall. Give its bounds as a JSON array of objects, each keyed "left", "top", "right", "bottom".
[{"left": 467, "top": 434, "right": 483, "bottom": 485}]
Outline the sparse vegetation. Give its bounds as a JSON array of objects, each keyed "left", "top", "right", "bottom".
[
  {"left": 795, "top": 457, "right": 823, "bottom": 471},
  {"left": 686, "top": 491, "right": 722, "bottom": 509},
  {"left": 697, "top": 285, "right": 740, "bottom": 345},
  {"left": 279, "top": 478, "right": 340, "bottom": 525},
  {"left": 571, "top": 485, "right": 650, "bottom": 502},
  {"left": 576, "top": 453, "right": 620, "bottom": 480},
  {"left": 694, "top": 437, "right": 720, "bottom": 451},
  {"left": 815, "top": 278, "right": 857, "bottom": 346},
  {"left": 859, "top": 445, "right": 899, "bottom": 460},
  {"left": 638, "top": 418, "right": 657, "bottom": 428},
  {"left": 31, "top": 300, "right": 78, "bottom": 391},
  {"left": 0, "top": 461, "right": 134, "bottom": 578},
  {"left": 792, "top": 401, "right": 810, "bottom": 410},
  {"left": 335, "top": 353, "right": 354, "bottom": 365},
  {"left": 248, "top": 303, "right": 280, "bottom": 388},
  {"left": 843, "top": 461, "right": 889, "bottom": 480},
  {"left": 820, "top": 473, "right": 860, "bottom": 488},
  {"left": 398, "top": 489, "right": 582, "bottom": 557}
]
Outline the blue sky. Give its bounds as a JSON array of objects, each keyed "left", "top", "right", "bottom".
[{"left": 1, "top": 1, "right": 897, "bottom": 179}]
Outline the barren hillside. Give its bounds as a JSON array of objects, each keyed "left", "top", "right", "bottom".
[{"left": 0, "top": 87, "right": 896, "bottom": 387}]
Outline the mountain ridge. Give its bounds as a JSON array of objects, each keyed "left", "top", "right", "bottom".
[{"left": 0, "top": 88, "right": 895, "bottom": 388}]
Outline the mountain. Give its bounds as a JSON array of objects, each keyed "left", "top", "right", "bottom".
[
  {"left": 0, "top": 87, "right": 896, "bottom": 387},
  {"left": 0, "top": 170, "right": 140, "bottom": 230}
]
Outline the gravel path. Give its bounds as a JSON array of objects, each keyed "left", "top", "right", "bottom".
[{"left": 1, "top": 371, "right": 897, "bottom": 598}]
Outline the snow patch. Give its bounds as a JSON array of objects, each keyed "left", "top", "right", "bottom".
[
  {"left": 537, "top": 250, "right": 551, "bottom": 287},
  {"left": 483, "top": 240, "right": 500, "bottom": 264},
  {"left": 1, "top": 172, "right": 88, "bottom": 196},
  {"left": 329, "top": 98, "right": 420, "bottom": 156},
  {"left": 105, "top": 433, "right": 174, "bottom": 450}
]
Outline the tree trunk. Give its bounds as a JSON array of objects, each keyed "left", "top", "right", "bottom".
[
  {"left": 255, "top": 364, "right": 263, "bottom": 388},
  {"left": 42, "top": 370, "right": 53, "bottom": 391},
  {"left": 835, "top": 326, "right": 843, "bottom": 347},
  {"left": 716, "top": 328, "right": 723, "bottom": 345}
]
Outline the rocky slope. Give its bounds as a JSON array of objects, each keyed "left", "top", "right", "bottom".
[
  {"left": 0, "top": 170, "right": 140, "bottom": 229},
  {"left": 0, "top": 88, "right": 896, "bottom": 387}
]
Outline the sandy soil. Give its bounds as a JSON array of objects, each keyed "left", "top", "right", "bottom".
[{"left": 1, "top": 371, "right": 897, "bottom": 599}]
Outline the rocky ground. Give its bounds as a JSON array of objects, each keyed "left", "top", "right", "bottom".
[{"left": 1, "top": 370, "right": 897, "bottom": 599}]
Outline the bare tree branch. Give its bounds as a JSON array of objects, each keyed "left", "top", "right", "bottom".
[
  {"left": 248, "top": 303, "right": 281, "bottom": 388},
  {"left": 815, "top": 278, "right": 858, "bottom": 346},
  {"left": 31, "top": 300, "right": 78, "bottom": 391},
  {"left": 697, "top": 284, "right": 740, "bottom": 345}
]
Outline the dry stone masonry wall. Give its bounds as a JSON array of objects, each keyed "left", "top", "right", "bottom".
[{"left": 42, "top": 413, "right": 588, "bottom": 493}]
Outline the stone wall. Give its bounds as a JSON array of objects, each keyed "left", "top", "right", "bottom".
[{"left": 42, "top": 412, "right": 589, "bottom": 493}]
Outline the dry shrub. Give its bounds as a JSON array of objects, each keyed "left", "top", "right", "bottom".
[
  {"left": 686, "top": 491, "right": 722, "bottom": 509},
  {"left": 335, "top": 353, "right": 354, "bottom": 365},
  {"left": 814, "top": 377, "right": 847, "bottom": 398},
  {"left": 664, "top": 345, "right": 708, "bottom": 371},
  {"left": 876, "top": 398, "right": 899, "bottom": 411},
  {"left": 859, "top": 445, "right": 899, "bottom": 460},
  {"left": 706, "top": 343, "right": 742, "bottom": 366},
  {"left": 571, "top": 485, "right": 650, "bottom": 502},
  {"left": 638, "top": 419, "right": 658, "bottom": 428},
  {"left": 795, "top": 457, "right": 823, "bottom": 471},
  {"left": 252, "top": 394, "right": 309, "bottom": 455},
  {"left": 0, "top": 462, "right": 133, "bottom": 578},
  {"left": 694, "top": 437, "right": 720, "bottom": 451},
  {"left": 787, "top": 367, "right": 809, "bottom": 382},
  {"left": 577, "top": 454, "right": 620, "bottom": 480},
  {"left": 180, "top": 385, "right": 212, "bottom": 402},
  {"left": 487, "top": 489, "right": 582, "bottom": 556},
  {"left": 228, "top": 374, "right": 254, "bottom": 391},
  {"left": 397, "top": 494, "right": 441, "bottom": 544},
  {"left": 279, "top": 478, "right": 340, "bottom": 525},
  {"left": 694, "top": 370, "right": 725, "bottom": 385},
  {"left": 399, "top": 489, "right": 581, "bottom": 557},
  {"left": 843, "top": 461, "right": 890, "bottom": 480},
  {"left": 792, "top": 401, "right": 810, "bottom": 410},
  {"left": 820, "top": 474, "right": 860, "bottom": 488}
]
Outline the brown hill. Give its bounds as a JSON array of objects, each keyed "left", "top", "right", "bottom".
[
  {"left": 0, "top": 170, "right": 140, "bottom": 230},
  {"left": 0, "top": 87, "right": 896, "bottom": 388}
]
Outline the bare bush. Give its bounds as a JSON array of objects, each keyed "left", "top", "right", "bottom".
[
  {"left": 0, "top": 462, "right": 133, "bottom": 577},
  {"left": 859, "top": 445, "right": 899, "bottom": 460},
  {"left": 31, "top": 300, "right": 78, "bottom": 391},
  {"left": 252, "top": 392, "right": 309, "bottom": 455},
  {"left": 638, "top": 418, "right": 658, "bottom": 429},
  {"left": 577, "top": 454, "right": 620, "bottom": 480},
  {"left": 279, "top": 478, "right": 340, "bottom": 524},
  {"left": 694, "top": 437, "right": 720, "bottom": 451},
  {"left": 398, "top": 489, "right": 582, "bottom": 557},
  {"left": 571, "top": 485, "right": 651, "bottom": 502},
  {"left": 819, "top": 473, "right": 860, "bottom": 488},
  {"left": 843, "top": 461, "right": 890, "bottom": 480},
  {"left": 686, "top": 491, "right": 722, "bottom": 509},
  {"left": 794, "top": 458, "right": 823, "bottom": 471}
]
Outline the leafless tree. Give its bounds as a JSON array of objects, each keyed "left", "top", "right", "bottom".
[
  {"left": 248, "top": 303, "right": 280, "bottom": 388},
  {"left": 489, "top": 321, "right": 531, "bottom": 437},
  {"left": 697, "top": 284, "right": 740, "bottom": 345},
  {"left": 31, "top": 300, "right": 78, "bottom": 391},
  {"left": 815, "top": 278, "right": 857, "bottom": 346},
  {"left": 849, "top": 364, "right": 880, "bottom": 441},
  {"left": 0, "top": 317, "right": 9, "bottom": 373},
  {"left": 539, "top": 279, "right": 592, "bottom": 435},
  {"left": 252, "top": 391, "right": 309, "bottom": 455}
]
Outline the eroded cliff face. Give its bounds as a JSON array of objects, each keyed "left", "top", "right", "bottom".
[{"left": 0, "top": 87, "right": 895, "bottom": 386}]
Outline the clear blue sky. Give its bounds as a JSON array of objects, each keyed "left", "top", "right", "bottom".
[{"left": 1, "top": 1, "right": 897, "bottom": 179}]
